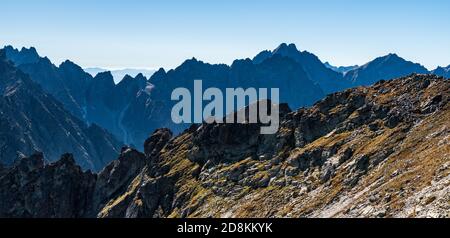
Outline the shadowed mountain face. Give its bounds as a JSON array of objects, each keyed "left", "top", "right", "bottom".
[
  {"left": 2, "top": 44, "right": 444, "bottom": 154},
  {"left": 2, "top": 45, "right": 327, "bottom": 148},
  {"left": 3, "top": 46, "right": 152, "bottom": 148},
  {"left": 344, "top": 54, "right": 429, "bottom": 86},
  {"left": 433, "top": 65, "right": 450, "bottom": 79},
  {"left": 0, "top": 50, "right": 122, "bottom": 171},
  {"left": 1, "top": 74, "right": 447, "bottom": 218},
  {"left": 126, "top": 55, "right": 326, "bottom": 145},
  {"left": 84, "top": 67, "right": 156, "bottom": 84},
  {"left": 253, "top": 43, "right": 350, "bottom": 94}
]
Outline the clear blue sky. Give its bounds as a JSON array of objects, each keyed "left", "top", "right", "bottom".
[{"left": 1, "top": 0, "right": 449, "bottom": 70}]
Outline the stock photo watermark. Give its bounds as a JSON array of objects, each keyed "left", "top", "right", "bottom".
[{"left": 171, "top": 80, "right": 280, "bottom": 134}]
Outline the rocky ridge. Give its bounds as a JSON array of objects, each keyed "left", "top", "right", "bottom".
[
  {"left": 3, "top": 44, "right": 437, "bottom": 155},
  {"left": 0, "top": 74, "right": 448, "bottom": 218}
]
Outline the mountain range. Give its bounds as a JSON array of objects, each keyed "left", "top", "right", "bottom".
[
  {"left": 1, "top": 43, "right": 449, "bottom": 171},
  {"left": 344, "top": 53, "right": 429, "bottom": 86},
  {"left": 84, "top": 67, "right": 156, "bottom": 84},
  {"left": 1, "top": 74, "right": 447, "bottom": 218},
  {"left": 0, "top": 50, "right": 122, "bottom": 171}
]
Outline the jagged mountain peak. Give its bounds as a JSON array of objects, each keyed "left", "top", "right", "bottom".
[
  {"left": 117, "top": 73, "right": 147, "bottom": 89},
  {"left": 273, "top": 43, "right": 299, "bottom": 54},
  {"left": 252, "top": 43, "right": 348, "bottom": 93},
  {"left": 121, "top": 74, "right": 135, "bottom": 82},
  {"left": 149, "top": 68, "right": 168, "bottom": 84},
  {"left": 94, "top": 71, "right": 114, "bottom": 82},
  {"left": 3, "top": 45, "right": 41, "bottom": 65},
  {"left": 367, "top": 53, "right": 418, "bottom": 67},
  {"left": 380, "top": 53, "right": 404, "bottom": 63},
  {"left": 0, "top": 53, "right": 122, "bottom": 170},
  {"left": 134, "top": 73, "right": 146, "bottom": 80},
  {"left": 59, "top": 59, "right": 80, "bottom": 68},
  {"left": 2, "top": 74, "right": 447, "bottom": 218},
  {"left": 345, "top": 53, "right": 429, "bottom": 86}
]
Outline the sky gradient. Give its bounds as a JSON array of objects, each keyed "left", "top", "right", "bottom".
[{"left": 1, "top": 0, "right": 449, "bottom": 70}]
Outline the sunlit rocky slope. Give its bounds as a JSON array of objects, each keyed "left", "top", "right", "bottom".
[{"left": 0, "top": 74, "right": 448, "bottom": 218}]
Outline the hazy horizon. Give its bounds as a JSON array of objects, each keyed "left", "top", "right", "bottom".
[{"left": 1, "top": 0, "right": 449, "bottom": 70}]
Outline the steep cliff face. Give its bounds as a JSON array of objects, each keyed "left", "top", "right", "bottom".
[
  {"left": 103, "top": 74, "right": 448, "bottom": 218},
  {"left": 0, "top": 74, "right": 448, "bottom": 218},
  {"left": 123, "top": 55, "right": 325, "bottom": 146}
]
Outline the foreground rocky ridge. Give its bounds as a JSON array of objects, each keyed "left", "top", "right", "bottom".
[{"left": 0, "top": 74, "right": 448, "bottom": 218}]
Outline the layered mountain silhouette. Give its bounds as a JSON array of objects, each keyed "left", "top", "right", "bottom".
[
  {"left": 0, "top": 50, "right": 122, "bottom": 171},
  {"left": 4, "top": 46, "right": 152, "bottom": 147},
  {"left": 140, "top": 55, "right": 326, "bottom": 139},
  {"left": 253, "top": 43, "right": 349, "bottom": 93},
  {"left": 84, "top": 67, "right": 156, "bottom": 84},
  {"left": 0, "top": 43, "right": 448, "bottom": 218},
  {"left": 324, "top": 62, "right": 359, "bottom": 75},
  {"left": 344, "top": 53, "right": 429, "bottom": 86},
  {"left": 1, "top": 74, "right": 447, "bottom": 218},
  {"left": 1, "top": 44, "right": 445, "bottom": 159},
  {"left": 433, "top": 65, "right": 450, "bottom": 79}
]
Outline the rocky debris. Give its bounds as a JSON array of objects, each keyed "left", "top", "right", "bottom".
[
  {"left": 398, "top": 174, "right": 449, "bottom": 218},
  {"left": 0, "top": 74, "right": 448, "bottom": 218}
]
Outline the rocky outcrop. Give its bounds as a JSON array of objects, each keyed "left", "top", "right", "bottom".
[
  {"left": 0, "top": 144, "right": 155, "bottom": 218},
  {"left": 1, "top": 74, "right": 447, "bottom": 218},
  {"left": 0, "top": 153, "right": 96, "bottom": 218},
  {"left": 107, "top": 74, "right": 449, "bottom": 218}
]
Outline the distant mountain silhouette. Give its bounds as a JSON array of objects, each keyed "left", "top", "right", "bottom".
[
  {"left": 0, "top": 50, "right": 122, "bottom": 171},
  {"left": 3, "top": 46, "right": 152, "bottom": 147},
  {"left": 3, "top": 46, "right": 40, "bottom": 65},
  {"left": 123, "top": 55, "right": 326, "bottom": 145},
  {"left": 432, "top": 65, "right": 450, "bottom": 78},
  {"left": 84, "top": 67, "right": 156, "bottom": 84},
  {"left": 253, "top": 43, "right": 350, "bottom": 93},
  {"left": 2, "top": 44, "right": 446, "bottom": 155},
  {"left": 344, "top": 53, "right": 429, "bottom": 86},
  {"left": 324, "top": 62, "right": 359, "bottom": 75}
]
